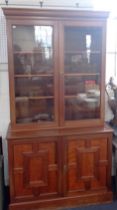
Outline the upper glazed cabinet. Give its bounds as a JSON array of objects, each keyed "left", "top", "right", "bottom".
[{"left": 4, "top": 9, "right": 107, "bottom": 129}]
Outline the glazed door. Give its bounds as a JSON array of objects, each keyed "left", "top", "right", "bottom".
[
  {"left": 9, "top": 21, "right": 59, "bottom": 127},
  {"left": 59, "top": 21, "right": 106, "bottom": 127}
]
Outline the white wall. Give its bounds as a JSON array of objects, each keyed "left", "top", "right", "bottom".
[
  {"left": 0, "top": 7, "right": 10, "bottom": 185},
  {"left": 0, "top": 0, "right": 93, "bottom": 8},
  {"left": 0, "top": 65, "right": 10, "bottom": 185}
]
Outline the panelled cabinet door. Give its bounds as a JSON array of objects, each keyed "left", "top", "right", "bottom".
[
  {"left": 9, "top": 21, "right": 59, "bottom": 128},
  {"left": 64, "top": 136, "right": 110, "bottom": 196},
  {"left": 9, "top": 137, "right": 61, "bottom": 201},
  {"left": 59, "top": 21, "right": 106, "bottom": 128}
]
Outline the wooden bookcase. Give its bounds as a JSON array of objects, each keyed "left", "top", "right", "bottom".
[{"left": 3, "top": 8, "right": 113, "bottom": 210}]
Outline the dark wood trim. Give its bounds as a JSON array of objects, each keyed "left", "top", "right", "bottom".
[{"left": 3, "top": 8, "right": 109, "bottom": 20}]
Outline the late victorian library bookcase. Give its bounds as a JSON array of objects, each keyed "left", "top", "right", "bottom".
[{"left": 3, "top": 7, "right": 113, "bottom": 210}]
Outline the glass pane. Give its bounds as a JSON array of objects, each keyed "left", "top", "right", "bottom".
[
  {"left": 12, "top": 25, "right": 55, "bottom": 124},
  {"left": 64, "top": 27, "right": 102, "bottom": 121},
  {"left": 64, "top": 27, "right": 102, "bottom": 74},
  {"left": 64, "top": 75, "right": 100, "bottom": 120},
  {"left": 16, "top": 98, "right": 54, "bottom": 123},
  {"left": 13, "top": 25, "right": 53, "bottom": 74},
  {"left": 15, "top": 77, "right": 54, "bottom": 97},
  {"left": 65, "top": 98, "right": 100, "bottom": 120}
]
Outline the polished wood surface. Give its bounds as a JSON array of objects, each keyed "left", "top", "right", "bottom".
[
  {"left": 10, "top": 137, "right": 60, "bottom": 200},
  {"left": 3, "top": 8, "right": 112, "bottom": 210},
  {"left": 7, "top": 126, "right": 113, "bottom": 210},
  {"left": 3, "top": 8, "right": 108, "bottom": 130}
]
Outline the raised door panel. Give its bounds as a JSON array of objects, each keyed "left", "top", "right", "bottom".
[
  {"left": 10, "top": 137, "right": 60, "bottom": 201},
  {"left": 65, "top": 135, "right": 109, "bottom": 195}
]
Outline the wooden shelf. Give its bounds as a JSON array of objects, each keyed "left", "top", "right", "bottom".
[
  {"left": 15, "top": 96, "right": 54, "bottom": 101},
  {"left": 14, "top": 73, "right": 53, "bottom": 78},
  {"left": 64, "top": 73, "right": 100, "bottom": 77},
  {"left": 14, "top": 49, "right": 53, "bottom": 54},
  {"left": 64, "top": 50, "right": 101, "bottom": 54},
  {"left": 64, "top": 73, "right": 100, "bottom": 76}
]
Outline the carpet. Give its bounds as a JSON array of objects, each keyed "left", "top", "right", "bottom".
[{"left": 61, "top": 201, "right": 117, "bottom": 210}]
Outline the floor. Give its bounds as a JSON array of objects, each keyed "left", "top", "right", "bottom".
[{"left": 3, "top": 176, "right": 117, "bottom": 210}]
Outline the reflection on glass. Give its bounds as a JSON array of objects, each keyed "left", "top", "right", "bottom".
[
  {"left": 15, "top": 77, "right": 54, "bottom": 97},
  {"left": 64, "top": 26, "right": 102, "bottom": 121},
  {"left": 34, "top": 26, "right": 53, "bottom": 60},
  {"left": 64, "top": 75, "right": 100, "bottom": 120},
  {"left": 12, "top": 25, "right": 55, "bottom": 124},
  {"left": 65, "top": 75, "right": 100, "bottom": 95},
  {"left": 13, "top": 25, "right": 53, "bottom": 74},
  {"left": 86, "top": 34, "right": 91, "bottom": 63},
  {"left": 64, "top": 27, "right": 102, "bottom": 73},
  {"left": 16, "top": 98, "right": 54, "bottom": 123},
  {"left": 65, "top": 91, "right": 100, "bottom": 121},
  {"left": 15, "top": 76, "right": 54, "bottom": 123}
]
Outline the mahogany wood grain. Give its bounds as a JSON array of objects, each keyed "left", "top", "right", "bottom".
[{"left": 3, "top": 8, "right": 112, "bottom": 210}]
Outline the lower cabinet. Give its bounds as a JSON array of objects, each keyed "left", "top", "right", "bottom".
[
  {"left": 9, "top": 137, "right": 61, "bottom": 201},
  {"left": 8, "top": 128, "right": 113, "bottom": 210},
  {"left": 65, "top": 136, "right": 111, "bottom": 195}
]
